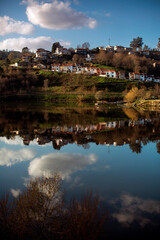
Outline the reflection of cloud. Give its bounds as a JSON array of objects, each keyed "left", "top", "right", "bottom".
[
  {"left": 28, "top": 153, "right": 97, "bottom": 180},
  {"left": 0, "top": 136, "right": 26, "bottom": 146},
  {"left": 10, "top": 189, "right": 21, "bottom": 198},
  {"left": 111, "top": 194, "right": 160, "bottom": 227},
  {"left": 0, "top": 148, "right": 36, "bottom": 166},
  {"left": 69, "top": 176, "right": 83, "bottom": 189},
  {"left": 0, "top": 136, "right": 51, "bottom": 147}
]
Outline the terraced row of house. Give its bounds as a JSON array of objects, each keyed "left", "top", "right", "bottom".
[
  {"left": 51, "top": 63, "right": 125, "bottom": 79},
  {"left": 51, "top": 63, "right": 160, "bottom": 82}
]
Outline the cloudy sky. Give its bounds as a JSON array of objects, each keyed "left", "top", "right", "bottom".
[{"left": 0, "top": 0, "right": 160, "bottom": 51}]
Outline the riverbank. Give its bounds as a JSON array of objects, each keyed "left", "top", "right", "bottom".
[{"left": 0, "top": 69, "right": 159, "bottom": 104}]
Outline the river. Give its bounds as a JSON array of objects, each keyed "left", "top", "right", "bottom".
[{"left": 0, "top": 102, "right": 160, "bottom": 239}]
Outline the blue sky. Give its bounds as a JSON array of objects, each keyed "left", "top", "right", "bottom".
[{"left": 0, "top": 0, "right": 160, "bottom": 51}]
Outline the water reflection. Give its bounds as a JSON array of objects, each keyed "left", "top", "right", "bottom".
[
  {"left": 28, "top": 153, "right": 97, "bottom": 180},
  {"left": 111, "top": 194, "right": 160, "bottom": 227},
  {"left": 0, "top": 105, "right": 160, "bottom": 154},
  {"left": 0, "top": 103, "right": 160, "bottom": 238},
  {"left": 0, "top": 148, "right": 36, "bottom": 166}
]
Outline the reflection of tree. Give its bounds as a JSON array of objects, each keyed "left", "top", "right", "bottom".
[
  {"left": 156, "top": 142, "right": 160, "bottom": 154},
  {"left": 0, "top": 175, "right": 108, "bottom": 240},
  {"left": 52, "top": 140, "right": 61, "bottom": 150},
  {"left": 142, "top": 138, "right": 149, "bottom": 146},
  {"left": 82, "top": 143, "right": 90, "bottom": 149},
  {"left": 123, "top": 107, "right": 139, "bottom": 120},
  {"left": 129, "top": 142, "right": 142, "bottom": 154}
]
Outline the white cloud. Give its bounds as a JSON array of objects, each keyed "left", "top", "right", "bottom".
[
  {"left": 28, "top": 152, "right": 97, "bottom": 180},
  {"left": 0, "top": 36, "right": 70, "bottom": 51},
  {"left": 25, "top": 0, "right": 97, "bottom": 30},
  {"left": 111, "top": 194, "right": 160, "bottom": 227},
  {"left": 0, "top": 16, "right": 34, "bottom": 36},
  {"left": 10, "top": 189, "right": 21, "bottom": 198},
  {"left": 0, "top": 148, "right": 36, "bottom": 167}
]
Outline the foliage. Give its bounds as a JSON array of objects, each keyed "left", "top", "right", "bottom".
[
  {"left": 130, "top": 37, "right": 143, "bottom": 51},
  {"left": 124, "top": 86, "right": 140, "bottom": 102},
  {"left": 143, "top": 45, "right": 150, "bottom": 51},
  {"left": 52, "top": 42, "right": 61, "bottom": 53}
]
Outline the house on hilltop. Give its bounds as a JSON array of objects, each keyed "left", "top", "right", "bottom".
[
  {"left": 105, "top": 69, "right": 117, "bottom": 78},
  {"left": 36, "top": 48, "right": 50, "bottom": 60},
  {"left": 75, "top": 48, "right": 87, "bottom": 55},
  {"left": 114, "top": 46, "right": 125, "bottom": 53},
  {"left": 129, "top": 72, "right": 145, "bottom": 81},
  {"left": 21, "top": 53, "right": 33, "bottom": 63},
  {"left": 55, "top": 47, "right": 71, "bottom": 55}
]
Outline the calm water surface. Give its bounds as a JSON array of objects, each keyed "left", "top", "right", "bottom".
[{"left": 0, "top": 103, "right": 160, "bottom": 239}]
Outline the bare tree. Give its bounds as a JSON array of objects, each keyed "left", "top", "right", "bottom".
[{"left": 82, "top": 42, "right": 90, "bottom": 49}]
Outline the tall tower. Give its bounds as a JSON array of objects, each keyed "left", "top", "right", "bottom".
[{"left": 108, "top": 37, "right": 111, "bottom": 46}]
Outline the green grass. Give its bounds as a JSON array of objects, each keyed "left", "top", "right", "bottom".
[{"left": 92, "top": 64, "right": 122, "bottom": 71}]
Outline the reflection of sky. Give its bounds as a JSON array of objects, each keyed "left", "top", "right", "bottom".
[
  {"left": 0, "top": 136, "right": 160, "bottom": 227},
  {"left": 110, "top": 193, "right": 160, "bottom": 227}
]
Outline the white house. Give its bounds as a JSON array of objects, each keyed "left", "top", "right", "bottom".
[
  {"left": 86, "top": 54, "right": 92, "bottom": 62},
  {"left": 106, "top": 70, "right": 117, "bottom": 78},
  {"left": 51, "top": 64, "right": 61, "bottom": 72}
]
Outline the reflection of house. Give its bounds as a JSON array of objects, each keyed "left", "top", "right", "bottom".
[{"left": 106, "top": 121, "right": 117, "bottom": 128}]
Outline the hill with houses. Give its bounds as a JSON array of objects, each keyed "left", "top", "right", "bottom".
[{"left": 7, "top": 43, "right": 160, "bottom": 82}]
